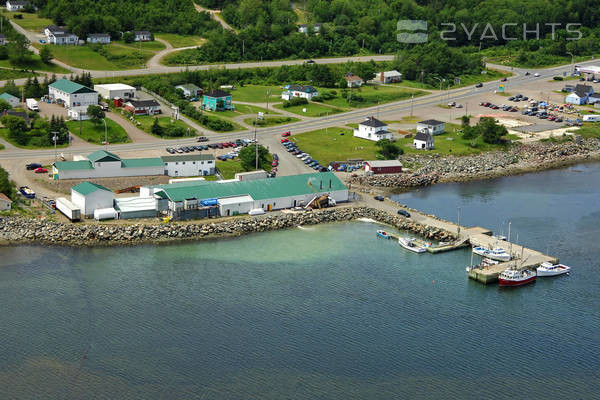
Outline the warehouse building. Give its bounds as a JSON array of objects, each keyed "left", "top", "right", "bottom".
[
  {"left": 94, "top": 83, "right": 136, "bottom": 100},
  {"left": 48, "top": 78, "right": 98, "bottom": 120},
  {"left": 364, "top": 160, "right": 403, "bottom": 174},
  {"left": 161, "top": 154, "right": 215, "bottom": 177},
  {"left": 151, "top": 172, "right": 348, "bottom": 220},
  {"left": 71, "top": 182, "right": 114, "bottom": 218},
  {"left": 114, "top": 196, "right": 158, "bottom": 219}
]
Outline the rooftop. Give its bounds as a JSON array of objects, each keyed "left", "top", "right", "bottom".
[
  {"left": 205, "top": 89, "right": 231, "bottom": 98},
  {"left": 155, "top": 172, "right": 347, "bottom": 203},
  {"left": 126, "top": 100, "right": 160, "bottom": 108},
  {"left": 177, "top": 83, "right": 202, "bottom": 91},
  {"left": 94, "top": 83, "right": 135, "bottom": 91},
  {"left": 366, "top": 160, "right": 403, "bottom": 168},
  {"left": 121, "top": 157, "right": 163, "bottom": 168},
  {"left": 415, "top": 131, "right": 433, "bottom": 141},
  {"left": 88, "top": 150, "right": 121, "bottom": 163},
  {"left": 0, "top": 192, "right": 12, "bottom": 202},
  {"left": 49, "top": 78, "right": 96, "bottom": 95},
  {"left": 0, "top": 92, "right": 18, "bottom": 100},
  {"left": 72, "top": 181, "right": 112, "bottom": 196},
  {"left": 418, "top": 119, "right": 445, "bottom": 126},
  {"left": 161, "top": 154, "right": 215, "bottom": 163},
  {"left": 53, "top": 160, "right": 93, "bottom": 171},
  {"left": 360, "top": 116, "right": 386, "bottom": 128}
]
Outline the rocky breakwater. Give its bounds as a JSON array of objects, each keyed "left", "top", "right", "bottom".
[
  {"left": 350, "top": 138, "right": 600, "bottom": 189},
  {"left": 0, "top": 207, "right": 454, "bottom": 246}
]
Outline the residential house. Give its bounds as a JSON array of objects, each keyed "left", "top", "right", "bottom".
[
  {"left": 87, "top": 33, "right": 111, "bottom": 44},
  {"left": 417, "top": 119, "right": 446, "bottom": 135},
  {"left": 0, "top": 92, "right": 19, "bottom": 107},
  {"left": 48, "top": 78, "right": 98, "bottom": 120},
  {"left": 71, "top": 182, "right": 114, "bottom": 218},
  {"left": 176, "top": 83, "right": 203, "bottom": 99},
  {"left": 124, "top": 99, "right": 161, "bottom": 115},
  {"left": 565, "top": 84, "right": 594, "bottom": 105},
  {"left": 203, "top": 89, "right": 233, "bottom": 111},
  {"left": 364, "top": 160, "right": 403, "bottom": 175},
  {"left": 94, "top": 83, "right": 136, "bottom": 100},
  {"left": 4, "top": 110, "right": 30, "bottom": 126},
  {"left": 0, "top": 192, "right": 12, "bottom": 211},
  {"left": 52, "top": 150, "right": 165, "bottom": 180},
  {"left": 314, "top": 23, "right": 322, "bottom": 32},
  {"left": 6, "top": 0, "right": 30, "bottom": 11},
  {"left": 414, "top": 131, "right": 434, "bottom": 150},
  {"left": 161, "top": 154, "right": 215, "bottom": 177},
  {"left": 353, "top": 116, "right": 393, "bottom": 142},
  {"left": 134, "top": 31, "right": 152, "bottom": 42},
  {"left": 45, "top": 25, "right": 78, "bottom": 45},
  {"left": 589, "top": 94, "right": 600, "bottom": 105},
  {"left": 345, "top": 73, "right": 363, "bottom": 88},
  {"left": 281, "top": 85, "right": 318, "bottom": 101},
  {"left": 0, "top": 34, "right": 5, "bottom": 45},
  {"left": 298, "top": 24, "right": 308, "bottom": 33},
  {"left": 375, "top": 70, "right": 402, "bottom": 83}
]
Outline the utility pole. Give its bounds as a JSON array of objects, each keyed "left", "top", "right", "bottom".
[
  {"left": 102, "top": 118, "right": 107, "bottom": 146},
  {"left": 266, "top": 88, "right": 270, "bottom": 113},
  {"left": 52, "top": 131, "right": 59, "bottom": 163},
  {"left": 254, "top": 116, "right": 258, "bottom": 170},
  {"left": 410, "top": 93, "right": 414, "bottom": 117}
]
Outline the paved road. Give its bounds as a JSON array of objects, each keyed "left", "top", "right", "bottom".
[{"left": 194, "top": 4, "right": 236, "bottom": 32}]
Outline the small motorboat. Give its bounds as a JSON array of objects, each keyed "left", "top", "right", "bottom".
[
  {"left": 537, "top": 262, "right": 571, "bottom": 277},
  {"left": 473, "top": 246, "right": 511, "bottom": 262},
  {"left": 376, "top": 230, "right": 392, "bottom": 239},
  {"left": 398, "top": 237, "right": 426, "bottom": 253},
  {"left": 498, "top": 268, "right": 536, "bottom": 287}
]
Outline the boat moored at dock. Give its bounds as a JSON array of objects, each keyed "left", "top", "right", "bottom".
[
  {"left": 398, "top": 237, "right": 427, "bottom": 253},
  {"left": 537, "top": 262, "right": 571, "bottom": 277},
  {"left": 376, "top": 230, "right": 392, "bottom": 239},
  {"left": 472, "top": 246, "right": 511, "bottom": 262},
  {"left": 498, "top": 268, "right": 537, "bottom": 287}
]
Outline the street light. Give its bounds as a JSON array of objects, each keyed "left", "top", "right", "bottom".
[
  {"left": 566, "top": 51, "right": 574, "bottom": 75},
  {"left": 433, "top": 76, "right": 444, "bottom": 92},
  {"left": 102, "top": 118, "right": 107, "bottom": 146}
]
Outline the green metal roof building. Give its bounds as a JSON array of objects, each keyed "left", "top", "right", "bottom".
[{"left": 72, "top": 181, "right": 112, "bottom": 196}]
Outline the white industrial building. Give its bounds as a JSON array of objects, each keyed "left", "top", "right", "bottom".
[
  {"left": 114, "top": 196, "right": 157, "bottom": 219},
  {"left": 94, "top": 83, "right": 136, "bottom": 100},
  {"left": 161, "top": 154, "right": 215, "bottom": 177},
  {"left": 417, "top": 119, "right": 446, "bottom": 135},
  {"left": 52, "top": 150, "right": 164, "bottom": 180},
  {"left": 353, "top": 116, "right": 393, "bottom": 141},
  {"left": 71, "top": 182, "right": 114, "bottom": 218},
  {"left": 48, "top": 78, "right": 98, "bottom": 120}
]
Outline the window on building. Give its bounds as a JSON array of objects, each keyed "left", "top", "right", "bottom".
[
  {"left": 175, "top": 162, "right": 178, "bottom": 165},
  {"left": 192, "top": 162, "right": 196, "bottom": 165},
  {"left": 182, "top": 162, "right": 186, "bottom": 165}
]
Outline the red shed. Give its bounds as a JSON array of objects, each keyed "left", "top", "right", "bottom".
[
  {"left": 113, "top": 97, "right": 123, "bottom": 107},
  {"left": 364, "top": 160, "right": 403, "bottom": 174}
]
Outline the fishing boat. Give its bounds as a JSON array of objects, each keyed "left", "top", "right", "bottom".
[
  {"left": 398, "top": 237, "right": 426, "bottom": 253},
  {"left": 498, "top": 268, "right": 537, "bottom": 287},
  {"left": 537, "top": 262, "right": 571, "bottom": 277},
  {"left": 472, "top": 246, "right": 511, "bottom": 262},
  {"left": 376, "top": 230, "right": 392, "bottom": 239}
]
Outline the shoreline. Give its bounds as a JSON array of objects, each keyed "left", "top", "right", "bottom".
[
  {"left": 348, "top": 139, "right": 600, "bottom": 193},
  {"left": 0, "top": 207, "right": 455, "bottom": 248}
]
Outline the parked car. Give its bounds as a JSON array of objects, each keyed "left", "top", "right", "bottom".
[
  {"left": 448, "top": 101, "right": 455, "bottom": 107},
  {"left": 455, "top": 103, "right": 463, "bottom": 108},
  {"left": 281, "top": 138, "right": 289, "bottom": 143},
  {"left": 508, "top": 97, "right": 515, "bottom": 101},
  {"left": 272, "top": 154, "right": 279, "bottom": 161},
  {"left": 475, "top": 83, "right": 483, "bottom": 88},
  {"left": 282, "top": 131, "right": 291, "bottom": 137},
  {"left": 197, "top": 136, "right": 209, "bottom": 142},
  {"left": 534, "top": 73, "right": 540, "bottom": 77},
  {"left": 34, "top": 167, "right": 48, "bottom": 173},
  {"left": 397, "top": 210, "right": 411, "bottom": 217},
  {"left": 166, "top": 148, "right": 175, "bottom": 154},
  {"left": 374, "top": 195, "right": 384, "bottom": 201},
  {"left": 272, "top": 160, "right": 279, "bottom": 167},
  {"left": 500, "top": 77, "right": 507, "bottom": 82},
  {"left": 26, "top": 163, "right": 42, "bottom": 170},
  {"left": 525, "top": 72, "right": 530, "bottom": 76}
]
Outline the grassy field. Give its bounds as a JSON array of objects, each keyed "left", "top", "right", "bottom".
[
  {"left": 155, "top": 34, "right": 205, "bottom": 48},
  {"left": 66, "top": 119, "right": 129, "bottom": 144},
  {"left": 2, "top": 11, "right": 53, "bottom": 31},
  {"left": 274, "top": 102, "right": 343, "bottom": 117},
  {"left": 292, "top": 127, "right": 380, "bottom": 165},
  {"left": 216, "top": 159, "right": 245, "bottom": 179},
  {"left": 135, "top": 115, "right": 195, "bottom": 137},
  {"left": 210, "top": 103, "right": 279, "bottom": 118},
  {"left": 0, "top": 57, "right": 70, "bottom": 73},
  {"left": 227, "top": 85, "right": 282, "bottom": 102},
  {"left": 195, "top": 113, "right": 247, "bottom": 132},
  {"left": 384, "top": 69, "right": 511, "bottom": 90},
  {"left": 0, "top": 127, "right": 69, "bottom": 149},
  {"left": 0, "top": 68, "right": 34, "bottom": 80},
  {"left": 244, "top": 116, "right": 300, "bottom": 127},
  {"left": 319, "top": 85, "right": 425, "bottom": 109},
  {"left": 570, "top": 123, "right": 600, "bottom": 139}
]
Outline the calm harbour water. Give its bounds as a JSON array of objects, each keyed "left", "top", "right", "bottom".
[{"left": 1, "top": 164, "right": 599, "bottom": 399}]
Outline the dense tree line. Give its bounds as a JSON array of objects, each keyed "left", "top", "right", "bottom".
[
  {"left": 0, "top": 166, "right": 17, "bottom": 201},
  {"left": 0, "top": 114, "right": 69, "bottom": 147}
]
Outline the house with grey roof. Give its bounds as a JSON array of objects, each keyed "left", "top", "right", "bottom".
[
  {"left": 417, "top": 119, "right": 446, "bottom": 135},
  {"left": 414, "top": 131, "right": 434, "bottom": 150},
  {"left": 0, "top": 92, "right": 19, "bottom": 107},
  {"left": 353, "top": 116, "right": 393, "bottom": 142},
  {"left": 565, "top": 84, "right": 594, "bottom": 105},
  {"left": 87, "top": 33, "right": 111, "bottom": 44}
]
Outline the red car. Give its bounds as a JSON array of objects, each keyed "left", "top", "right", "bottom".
[
  {"left": 282, "top": 131, "right": 291, "bottom": 137},
  {"left": 281, "top": 138, "right": 289, "bottom": 143},
  {"left": 272, "top": 160, "right": 279, "bottom": 167},
  {"left": 34, "top": 167, "right": 48, "bottom": 173}
]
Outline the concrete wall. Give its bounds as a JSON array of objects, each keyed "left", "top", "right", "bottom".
[
  {"left": 164, "top": 160, "right": 215, "bottom": 177},
  {"left": 71, "top": 190, "right": 114, "bottom": 217},
  {"left": 94, "top": 86, "right": 136, "bottom": 100},
  {"left": 253, "top": 189, "right": 349, "bottom": 211},
  {"left": 58, "top": 162, "right": 164, "bottom": 179}
]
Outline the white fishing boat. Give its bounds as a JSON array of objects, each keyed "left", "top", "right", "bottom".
[
  {"left": 472, "top": 246, "right": 511, "bottom": 262},
  {"left": 398, "top": 237, "right": 426, "bottom": 253},
  {"left": 537, "top": 262, "right": 571, "bottom": 277}
]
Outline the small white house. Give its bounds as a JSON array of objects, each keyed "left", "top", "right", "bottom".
[
  {"left": 353, "top": 116, "right": 393, "bottom": 142},
  {"left": 87, "top": 33, "right": 111, "bottom": 44},
  {"left": 375, "top": 70, "right": 402, "bottom": 83},
  {"left": 94, "top": 83, "right": 136, "bottom": 100},
  {"left": 134, "top": 31, "right": 151, "bottom": 42},
  {"left": 176, "top": 83, "right": 203, "bottom": 98},
  {"left": 0, "top": 92, "right": 19, "bottom": 107},
  {"left": 161, "top": 154, "right": 215, "bottom": 177},
  {"left": 414, "top": 132, "right": 434, "bottom": 150},
  {"left": 71, "top": 182, "right": 114, "bottom": 218},
  {"left": 345, "top": 73, "right": 363, "bottom": 88},
  {"left": 565, "top": 84, "right": 594, "bottom": 105},
  {"left": 45, "top": 26, "right": 78, "bottom": 45},
  {"left": 0, "top": 192, "right": 12, "bottom": 210},
  {"left": 6, "top": 0, "right": 30, "bottom": 11},
  {"left": 417, "top": 119, "right": 446, "bottom": 135},
  {"left": 281, "top": 85, "right": 318, "bottom": 101}
]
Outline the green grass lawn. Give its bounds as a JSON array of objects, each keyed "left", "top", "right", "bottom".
[
  {"left": 292, "top": 127, "right": 380, "bottom": 165},
  {"left": 3, "top": 11, "right": 53, "bottom": 31},
  {"left": 134, "top": 115, "right": 195, "bottom": 138},
  {"left": 0, "top": 68, "right": 35, "bottom": 80},
  {"left": 193, "top": 113, "right": 247, "bottom": 132},
  {"left": 37, "top": 43, "right": 157, "bottom": 70},
  {"left": 570, "top": 123, "right": 600, "bottom": 139},
  {"left": 274, "top": 102, "right": 343, "bottom": 117},
  {"left": 244, "top": 116, "right": 300, "bottom": 127},
  {"left": 384, "top": 69, "right": 511, "bottom": 90},
  {"left": 0, "top": 57, "right": 70, "bottom": 73},
  {"left": 155, "top": 34, "right": 204, "bottom": 48},
  {"left": 319, "top": 85, "right": 425, "bottom": 109},
  {"left": 216, "top": 159, "right": 245, "bottom": 179},
  {"left": 209, "top": 103, "right": 280, "bottom": 119},
  {"left": 226, "top": 85, "right": 282, "bottom": 102},
  {"left": 114, "top": 40, "right": 166, "bottom": 51},
  {"left": 0, "top": 142, "right": 4, "bottom": 150},
  {"left": 66, "top": 119, "right": 130, "bottom": 144}
]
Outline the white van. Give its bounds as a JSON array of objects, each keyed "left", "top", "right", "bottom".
[{"left": 583, "top": 114, "right": 600, "bottom": 122}]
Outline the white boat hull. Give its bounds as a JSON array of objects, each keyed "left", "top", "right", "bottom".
[
  {"left": 472, "top": 247, "right": 511, "bottom": 262},
  {"left": 398, "top": 238, "right": 426, "bottom": 253},
  {"left": 537, "top": 265, "right": 570, "bottom": 277}
]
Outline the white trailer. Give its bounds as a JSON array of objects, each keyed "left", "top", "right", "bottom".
[
  {"left": 94, "top": 207, "right": 117, "bottom": 220},
  {"left": 56, "top": 197, "right": 81, "bottom": 221},
  {"left": 26, "top": 98, "right": 39, "bottom": 111},
  {"left": 583, "top": 114, "right": 600, "bottom": 122}
]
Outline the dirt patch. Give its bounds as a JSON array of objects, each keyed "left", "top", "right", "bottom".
[{"left": 34, "top": 175, "right": 172, "bottom": 195}]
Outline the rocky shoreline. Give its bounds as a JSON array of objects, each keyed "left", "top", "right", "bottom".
[
  {"left": 349, "top": 138, "right": 600, "bottom": 190},
  {"left": 0, "top": 207, "right": 455, "bottom": 247}
]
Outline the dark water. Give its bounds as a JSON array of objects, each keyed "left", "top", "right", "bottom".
[{"left": 1, "top": 165, "right": 599, "bottom": 399}]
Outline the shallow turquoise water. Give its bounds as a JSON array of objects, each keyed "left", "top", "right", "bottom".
[{"left": 1, "top": 164, "right": 599, "bottom": 399}]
